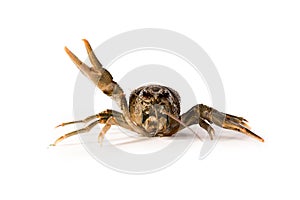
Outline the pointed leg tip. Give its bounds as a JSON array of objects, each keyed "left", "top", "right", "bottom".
[
  {"left": 98, "top": 137, "right": 104, "bottom": 147},
  {"left": 242, "top": 122, "right": 251, "bottom": 130},
  {"left": 243, "top": 118, "right": 249, "bottom": 122},
  {"left": 55, "top": 124, "right": 63, "bottom": 128},
  {"left": 82, "top": 39, "right": 90, "bottom": 47},
  {"left": 254, "top": 135, "right": 264, "bottom": 143},
  {"left": 249, "top": 131, "right": 264, "bottom": 143},
  {"left": 98, "top": 135, "right": 103, "bottom": 143},
  {"left": 64, "top": 46, "right": 70, "bottom": 52},
  {"left": 260, "top": 138, "right": 265, "bottom": 143}
]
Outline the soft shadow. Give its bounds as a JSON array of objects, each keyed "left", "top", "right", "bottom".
[{"left": 49, "top": 129, "right": 252, "bottom": 148}]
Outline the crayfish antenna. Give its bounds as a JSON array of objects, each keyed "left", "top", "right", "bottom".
[{"left": 161, "top": 110, "right": 203, "bottom": 141}]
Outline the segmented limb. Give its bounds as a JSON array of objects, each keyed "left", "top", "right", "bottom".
[
  {"left": 64, "top": 39, "right": 146, "bottom": 135},
  {"left": 221, "top": 113, "right": 251, "bottom": 129},
  {"left": 178, "top": 106, "right": 214, "bottom": 139},
  {"left": 52, "top": 110, "right": 131, "bottom": 146},
  {"left": 180, "top": 104, "right": 264, "bottom": 142},
  {"left": 199, "top": 119, "right": 215, "bottom": 140},
  {"left": 55, "top": 114, "right": 99, "bottom": 128},
  {"left": 51, "top": 120, "right": 99, "bottom": 146},
  {"left": 98, "top": 117, "right": 116, "bottom": 144}
]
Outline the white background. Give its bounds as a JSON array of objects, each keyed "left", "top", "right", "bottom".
[{"left": 1, "top": 0, "right": 299, "bottom": 199}]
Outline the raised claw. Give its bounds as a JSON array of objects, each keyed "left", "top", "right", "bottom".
[
  {"left": 64, "top": 46, "right": 113, "bottom": 91},
  {"left": 64, "top": 40, "right": 147, "bottom": 136},
  {"left": 82, "top": 39, "right": 103, "bottom": 70}
]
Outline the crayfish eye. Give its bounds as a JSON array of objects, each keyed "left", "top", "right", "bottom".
[
  {"left": 141, "top": 91, "right": 152, "bottom": 99},
  {"left": 158, "top": 91, "right": 170, "bottom": 99}
]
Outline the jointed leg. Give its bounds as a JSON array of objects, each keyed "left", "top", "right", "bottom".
[
  {"left": 52, "top": 110, "right": 131, "bottom": 146},
  {"left": 55, "top": 109, "right": 128, "bottom": 128},
  {"left": 178, "top": 109, "right": 214, "bottom": 139},
  {"left": 51, "top": 120, "right": 99, "bottom": 146},
  {"left": 180, "top": 104, "right": 264, "bottom": 142},
  {"left": 97, "top": 117, "right": 116, "bottom": 144},
  {"left": 209, "top": 106, "right": 264, "bottom": 142},
  {"left": 222, "top": 113, "right": 251, "bottom": 129},
  {"left": 199, "top": 119, "right": 215, "bottom": 140},
  {"left": 55, "top": 114, "right": 99, "bottom": 128}
]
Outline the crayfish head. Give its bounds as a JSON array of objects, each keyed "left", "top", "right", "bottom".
[{"left": 129, "top": 85, "right": 181, "bottom": 136}]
